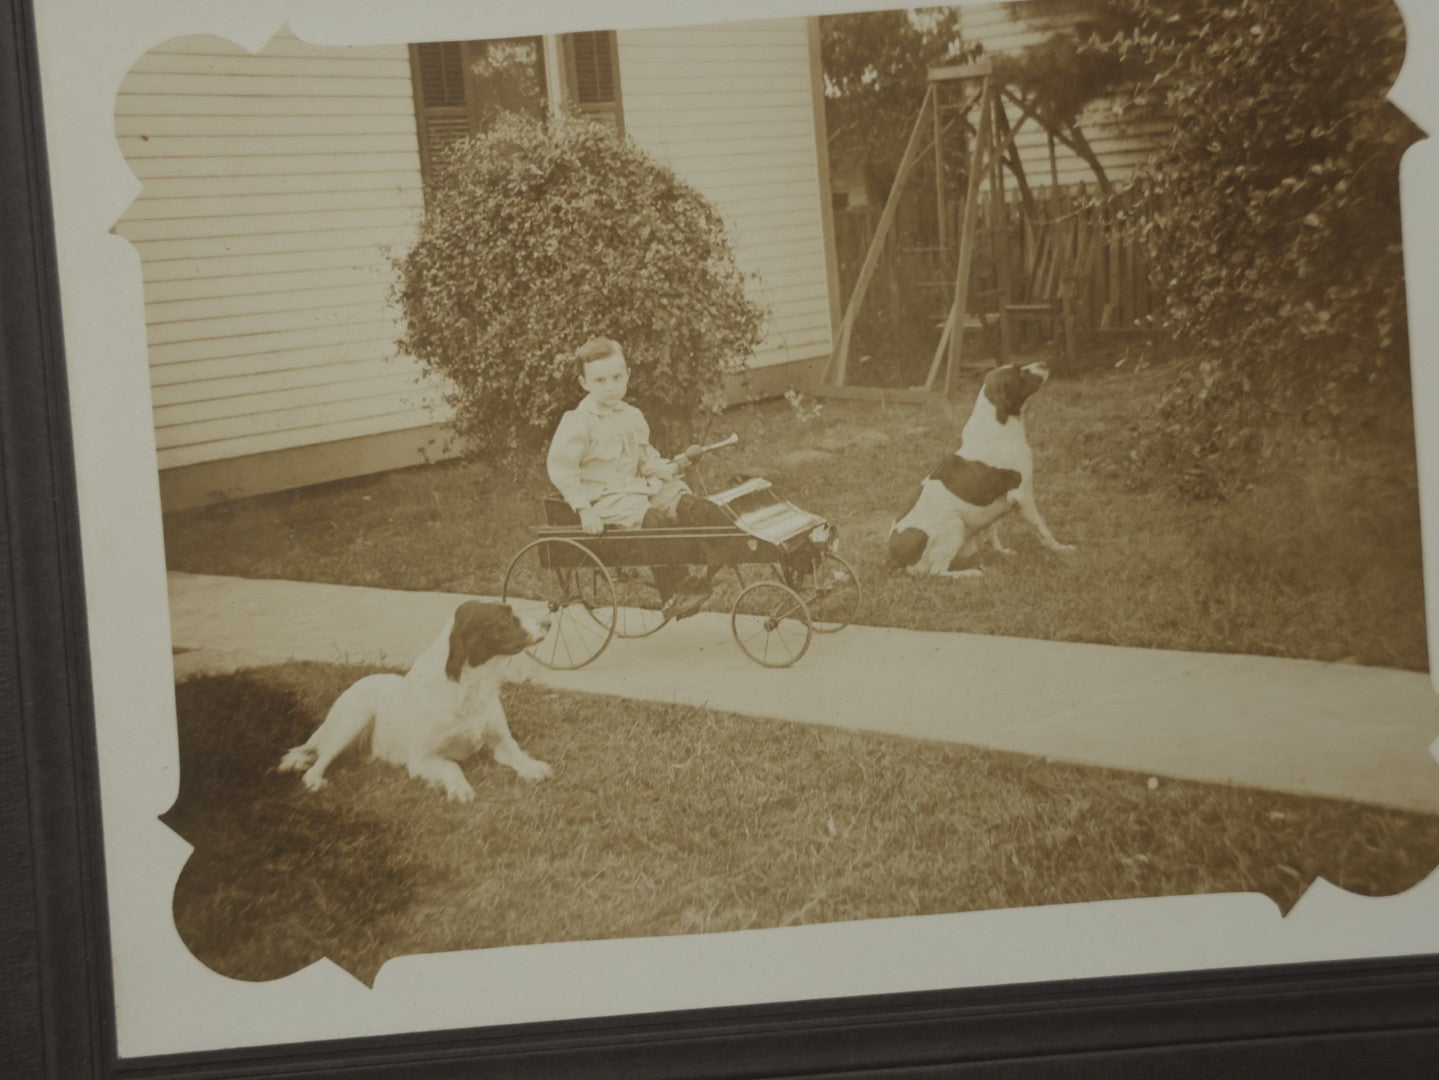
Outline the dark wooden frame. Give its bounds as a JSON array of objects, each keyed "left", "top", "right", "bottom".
[{"left": 6, "top": 0, "right": 1439, "bottom": 1074}]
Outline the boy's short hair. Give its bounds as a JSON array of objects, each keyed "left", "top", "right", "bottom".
[{"left": 571, "top": 337, "right": 623, "bottom": 379}]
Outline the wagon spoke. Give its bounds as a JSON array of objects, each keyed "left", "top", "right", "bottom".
[
  {"left": 556, "top": 613, "right": 580, "bottom": 667},
  {"left": 738, "top": 625, "right": 768, "bottom": 649},
  {"left": 807, "top": 553, "right": 860, "bottom": 633},
  {"left": 730, "top": 580, "right": 812, "bottom": 668},
  {"left": 501, "top": 538, "right": 615, "bottom": 670}
]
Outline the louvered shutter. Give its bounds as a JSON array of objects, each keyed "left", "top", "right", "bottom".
[
  {"left": 411, "top": 42, "right": 470, "bottom": 180},
  {"left": 570, "top": 31, "right": 614, "bottom": 104},
  {"left": 564, "top": 31, "right": 622, "bottom": 133}
]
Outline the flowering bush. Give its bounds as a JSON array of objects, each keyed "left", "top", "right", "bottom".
[{"left": 392, "top": 112, "right": 767, "bottom": 460}]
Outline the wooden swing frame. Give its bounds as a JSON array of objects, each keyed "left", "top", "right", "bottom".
[{"left": 822, "top": 60, "right": 1103, "bottom": 394}]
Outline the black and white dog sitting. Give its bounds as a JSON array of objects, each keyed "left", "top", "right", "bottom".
[
  {"left": 888, "top": 361, "right": 1074, "bottom": 578},
  {"left": 278, "top": 601, "right": 552, "bottom": 802}
]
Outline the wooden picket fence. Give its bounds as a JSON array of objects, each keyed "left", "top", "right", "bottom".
[{"left": 833, "top": 182, "right": 1159, "bottom": 383}]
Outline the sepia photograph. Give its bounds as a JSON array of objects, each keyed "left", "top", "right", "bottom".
[{"left": 22, "top": 0, "right": 1439, "bottom": 1063}]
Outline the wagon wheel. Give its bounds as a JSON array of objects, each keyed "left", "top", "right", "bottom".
[
  {"left": 585, "top": 567, "right": 668, "bottom": 639},
  {"left": 500, "top": 538, "right": 615, "bottom": 670},
  {"left": 803, "top": 552, "right": 860, "bottom": 633},
  {"left": 731, "top": 580, "right": 812, "bottom": 668}
]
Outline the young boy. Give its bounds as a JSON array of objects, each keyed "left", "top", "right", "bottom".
[{"left": 546, "top": 337, "right": 727, "bottom": 620}]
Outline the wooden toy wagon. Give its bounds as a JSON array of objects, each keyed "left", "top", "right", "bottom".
[{"left": 500, "top": 435, "right": 859, "bottom": 669}]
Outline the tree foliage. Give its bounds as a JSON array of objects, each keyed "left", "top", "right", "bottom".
[
  {"left": 1097, "top": 0, "right": 1416, "bottom": 460},
  {"left": 992, "top": 1, "right": 1136, "bottom": 125},
  {"left": 392, "top": 112, "right": 766, "bottom": 462},
  {"left": 820, "top": 8, "right": 970, "bottom": 197},
  {"left": 988, "top": 0, "right": 1153, "bottom": 196}
]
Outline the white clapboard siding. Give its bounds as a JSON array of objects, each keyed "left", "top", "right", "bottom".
[
  {"left": 119, "top": 73, "right": 414, "bottom": 98},
  {"left": 126, "top": 52, "right": 413, "bottom": 80},
  {"left": 956, "top": 0, "right": 1083, "bottom": 53},
  {"left": 117, "top": 93, "right": 416, "bottom": 117},
  {"left": 125, "top": 152, "right": 421, "bottom": 181},
  {"left": 148, "top": 320, "right": 398, "bottom": 369},
  {"left": 145, "top": 282, "right": 394, "bottom": 327},
  {"left": 145, "top": 302, "right": 399, "bottom": 350},
  {"left": 158, "top": 407, "right": 442, "bottom": 471},
  {"left": 151, "top": 357, "right": 405, "bottom": 406},
  {"left": 118, "top": 133, "right": 420, "bottom": 159},
  {"left": 144, "top": 264, "right": 393, "bottom": 305},
  {"left": 628, "top": 41, "right": 806, "bottom": 62},
  {"left": 623, "top": 100, "right": 814, "bottom": 122},
  {"left": 151, "top": 340, "right": 401, "bottom": 390},
  {"left": 140, "top": 246, "right": 399, "bottom": 285},
  {"left": 667, "top": 150, "right": 821, "bottom": 179},
  {"left": 957, "top": 1, "right": 1169, "bottom": 187},
  {"left": 116, "top": 113, "right": 420, "bottom": 138},
  {"left": 115, "top": 27, "right": 434, "bottom": 470},
  {"left": 153, "top": 370, "right": 428, "bottom": 428},
  {"left": 620, "top": 23, "right": 813, "bottom": 46},
  {"left": 124, "top": 225, "right": 413, "bottom": 265},
  {"left": 143, "top": 35, "right": 403, "bottom": 61},
  {"left": 621, "top": 18, "right": 832, "bottom": 373},
  {"left": 657, "top": 170, "right": 818, "bottom": 200},
  {"left": 157, "top": 393, "right": 442, "bottom": 453},
  {"left": 118, "top": 206, "right": 418, "bottom": 243},
  {"left": 133, "top": 172, "right": 420, "bottom": 202},
  {"left": 123, "top": 187, "right": 423, "bottom": 224},
  {"left": 637, "top": 121, "right": 814, "bottom": 148}
]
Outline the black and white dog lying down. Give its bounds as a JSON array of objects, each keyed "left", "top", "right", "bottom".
[
  {"left": 279, "top": 601, "right": 552, "bottom": 802},
  {"left": 888, "top": 361, "right": 1074, "bottom": 578}
]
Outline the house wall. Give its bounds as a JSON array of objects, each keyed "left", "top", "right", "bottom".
[
  {"left": 955, "top": 1, "right": 1169, "bottom": 189},
  {"left": 114, "top": 28, "right": 439, "bottom": 509},
  {"left": 118, "top": 21, "right": 835, "bottom": 510},
  {"left": 617, "top": 18, "right": 836, "bottom": 386}
]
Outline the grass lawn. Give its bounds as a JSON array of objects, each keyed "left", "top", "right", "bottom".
[
  {"left": 163, "top": 357, "right": 1429, "bottom": 670},
  {"left": 168, "top": 662, "right": 1439, "bottom": 985}
]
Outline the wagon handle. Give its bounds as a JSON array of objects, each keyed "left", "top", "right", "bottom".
[{"left": 672, "top": 432, "right": 738, "bottom": 466}]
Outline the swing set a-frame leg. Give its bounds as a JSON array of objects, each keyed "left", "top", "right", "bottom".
[
  {"left": 925, "top": 75, "right": 994, "bottom": 392},
  {"left": 824, "top": 85, "right": 937, "bottom": 388}
]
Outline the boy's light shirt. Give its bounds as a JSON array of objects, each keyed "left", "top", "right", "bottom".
[{"left": 546, "top": 393, "right": 668, "bottom": 511}]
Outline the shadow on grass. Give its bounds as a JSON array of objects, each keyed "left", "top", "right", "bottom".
[
  {"left": 165, "top": 664, "right": 1439, "bottom": 987},
  {"left": 163, "top": 665, "right": 440, "bottom": 985}
]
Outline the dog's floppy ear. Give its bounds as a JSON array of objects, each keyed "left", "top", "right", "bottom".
[
  {"left": 986, "top": 367, "right": 1018, "bottom": 424},
  {"left": 446, "top": 601, "right": 496, "bottom": 681}
]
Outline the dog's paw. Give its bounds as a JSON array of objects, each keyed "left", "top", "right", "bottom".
[
  {"left": 1049, "top": 542, "right": 1077, "bottom": 554},
  {"left": 300, "top": 768, "right": 329, "bottom": 792},
  {"left": 278, "top": 747, "right": 314, "bottom": 773},
  {"left": 513, "top": 758, "right": 554, "bottom": 782},
  {"left": 444, "top": 780, "right": 478, "bottom": 803}
]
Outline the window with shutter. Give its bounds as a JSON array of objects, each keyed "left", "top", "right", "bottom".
[
  {"left": 409, "top": 37, "right": 550, "bottom": 182},
  {"left": 562, "top": 31, "right": 623, "bottom": 134},
  {"left": 411, "top": 41, "right": 470, "bottom": 179},
  {"left": 569, "top": 31, "right": 615, "bottom": 105}
]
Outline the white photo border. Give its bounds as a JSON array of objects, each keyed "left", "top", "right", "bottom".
[{"left": 29, "top": 0, "right": 1439, "bottom": 1060}]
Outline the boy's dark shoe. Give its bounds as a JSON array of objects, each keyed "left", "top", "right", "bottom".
[{"left": 661, "top": 586, "right": 711, "bottom": 622}]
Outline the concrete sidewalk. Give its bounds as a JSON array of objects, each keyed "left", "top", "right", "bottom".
[{"left": 167, "top": 572, "right": 1439, "bottom": 815}]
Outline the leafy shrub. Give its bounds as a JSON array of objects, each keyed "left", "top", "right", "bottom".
[
  {"left": 392, "top": 112, "right": 766, "bottom": 461},
  {"left": 1096, "top": 0, "right": 1417, "bottom": 455}
]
